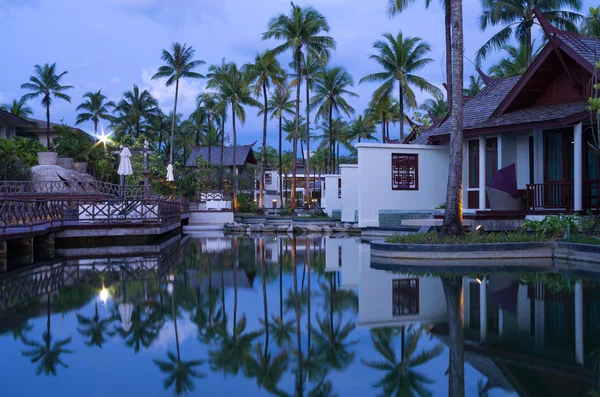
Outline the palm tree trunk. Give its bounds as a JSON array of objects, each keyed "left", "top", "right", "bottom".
[
  {"left": 279, "top": 238, "right": 283, "bottom": 319},
  {"left": 306, "top": 239, "right": 311, "bottom": 354},
  {"left": 260, "top": 238, "right": 269, "bottom": 354},
  {"left": 232, "top": 102, "right": 238, "bottom": 209},
  {"left": 292, "top": 236, "right": 302, "bottom": 382},
  {"left": 442, "top": 277, "right": 465, "bottom": 397},
  {"left": 381, "top": 120, "right": 385, "bottom": 142},
  {"left": 329, "top": 103, "right": 333, "bottom": 173},
  {"left": 158, "top": 128, "right": 163, "bottom": 157},
  {"left": 291, "top": 48, "right": 302, "bottom": 211},
  {"left": 172, "top": 291, "right": 181, "bottom": 362},
  {"left": 305, "top": 78, "right": 311, "bottom": 209},
  {"left": 440, "top": 0, "right": 464, "bottom": 236},
  {"left": 399, "top": 82, "right": 404, "bottom": 141},
  {"left": 259, "top": 81, "right": 269, "bottom": 212},
  {"left": 300, "top": 140, "right": 306, "bottom": 206},
  {"left": 526, "top": 25, "right": 532, "bottom": 67},
  {"left": 233, "top": 236, "right": 238, "bottom": 333},
  {"left": 169, "top": 79, "right": 180, "bottom": 165},
  {"left": 220, "top": 114, "right": 225, "bottom": 191},
  {"left": 45, "top": 101, "right": 51, "bottom": 148},
  {"left": 279, "top": 116, "right": 284, "bottom": 208},
  {"left": 445, "top": 0, "right": 453, "bottom": 114}
]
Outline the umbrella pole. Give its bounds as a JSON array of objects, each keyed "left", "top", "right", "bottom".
[{"left": 120, "top": 174, "right": 125, "bottom": 199}]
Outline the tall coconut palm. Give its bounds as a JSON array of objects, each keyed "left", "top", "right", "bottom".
[
  {"left": 442, "top": 276, "right": 465, "bottom": 396},
  {"left": 75, "top": 89, "right": 115, "bottom": 139},
  {"left": 267, "top": 85, "right": 295, "bottom": 207},
  {"left": 206, "top": 62, "right": 260, "bottom": 209},
  {"left": 362, "top": 326, "right": 444, "bottom": 396},
  {"left": 419, "top": 94, "right": 448, "bottom": 119},
  {"left": 263, "top": 3, "right": 336, "bottom": 211},
  {"left": 114, "top": 85, "right": 157, "bottom": 138},
  {"left": 311, "top": 66, "right": 358, "bottom": 173},
  {"left": 360, "top": 32, "right": 440, "bottom": 141},
  {"left": 310, "top": 315, "right": 358, "bottom": 371},
  {"left": 194, "top": 92, "right": 222, "bottom": 161},
  {"left": 148, "top": 110, "right": 169, "bottom": 156},
  {"left": 20, "top": 63, "right": 73, "bottom": 147},
  {"left": 476, "top": 0, "right": 582, "bottom": 67},
  {"left": 1, "top": 98, "right": 33, "bottom": 119},
  {"left": 244, "top": 50, "right": 284, "bottom": 212},
  {"left": 152, "top": 42, "right": 205, "bottom": 165},
  {"left": 316, "top": 118, "right": 352, "bottom": 173},
  {"left": 76, "top": 301, "right": 115, "bottom": 348},
  {"left": 367, "top": 97, "right": 400, "bottom": 141},
  {"left": 291, "top": 52, "right": 328, "bottom": 207},
  {"left": 279, "top": 151, "right": 295, "bottom": 205},
  {"left": 387, "top": 0, "right": 453, "bottom": 113},
  {"left": 440, "top": 0, "right": 465, "bottom": 237},
  {"left": 349, "top": 114, "right": 378, "bottom": 143},
  {"left": 488, "top": 40, "right": 541, "bottom": 77},
  {"left": 463, "top": 74, "right": 484, "bottom": 97}
]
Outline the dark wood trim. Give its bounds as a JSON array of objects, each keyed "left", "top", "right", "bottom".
[
  {"left": 468, "top": 140, "right": 480, "bottom": 188},
  {"left": 464, "top": 111, "right": 588, "bottom": 136}
]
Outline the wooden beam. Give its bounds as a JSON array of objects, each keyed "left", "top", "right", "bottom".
[{"left": 523, "top": 88, "right": 546, "bottom": 93}]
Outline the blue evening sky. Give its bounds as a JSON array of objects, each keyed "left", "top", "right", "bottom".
[{"left": 0, "top": 0, "right": 591, "bottom": 148}]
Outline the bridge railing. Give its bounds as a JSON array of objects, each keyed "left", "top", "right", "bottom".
[
  {"left": 0, "top": 199, "right": 64, "bottom": 232},
  {"left": 0, "top": 180, "right": 156, "bottom": 198}
]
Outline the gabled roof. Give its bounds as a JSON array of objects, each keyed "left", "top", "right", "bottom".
[
  {"left": 413, "top": 76, "right": 519, "bottom": 144},
  {"left": 0, "top": 108, "right": 36, "bottom": 128},
  {"left": 25, "top": 118, "right": 90, "bottom": 137},
  {"left": 185, "top": 144, "right": 257, "bottom": 167}
]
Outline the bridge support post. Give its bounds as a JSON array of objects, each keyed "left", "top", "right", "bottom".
[
  {"left": 9, "top": 237, "right": 34, "bottom": 267},
  {"left": 34, "top": 233, "right": 55, "bottom": 262},
  {"left": 0, "top": 240, "right": 6, "bottom": 273}
]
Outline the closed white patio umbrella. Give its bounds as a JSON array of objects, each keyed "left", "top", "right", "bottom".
[
  {"left": 118, "top": 302, "right": 134, "bottom": 333},
  {"left": 117, "top": 147, "right": 133, "bottom": 176},
  {"left": 166, "top": 163, "right": 174, "bottom": 182}
]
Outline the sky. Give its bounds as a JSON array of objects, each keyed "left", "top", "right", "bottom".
[{"left": 0, "top": 0, "right": 591, "bottom": 151}]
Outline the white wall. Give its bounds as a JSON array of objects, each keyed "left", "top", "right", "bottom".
[
  {"left": 359, "top": 240, "right": 447, "bottom": 327},
  {"left": 325, "top": 236, "right": 342, "bottom": 272},
  {"left": 516, "top": 134, "right": 532, "bottom": 189},
  {"left": 356, "top": 143, "right": 449, "bottom": 227},
  {"left": 340, "top": 165, "right": 358, "bottom": 223},
  {"left": 321, "top": 174, "right": 342, "bottom": 217},
  {"left": 501, "top": 134, "right": 517, "bottom": 169}
]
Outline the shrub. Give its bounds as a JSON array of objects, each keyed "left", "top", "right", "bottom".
[
  {"left": 519, "top": 214, "right": 589, "bottom": 237},
  {"left": 384, "top": 232, "right": 547, "bottom": 244}
]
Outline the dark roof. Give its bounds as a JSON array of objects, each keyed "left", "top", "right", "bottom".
[
  {"left": 185, "top": 144, "right": 257, "bottom": 167},
  {"left": 25, "top": 118, "right": 89, "bottom": 136},
  {"left": 472, "top": 100, "right": 587, "bottom": 130},
  {"left": 413, "top": 76, "right": 519, "bottom": 144},
  {"left": 0, "top": 108, "right": 36, "bottom": 128},
  {"left": 556, "top": 32, "right": 600, "bottom": 65}
]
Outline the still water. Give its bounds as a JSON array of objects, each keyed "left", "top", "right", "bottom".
[{"left": 0, "top": 234, "right": 597, "bottom": 396}]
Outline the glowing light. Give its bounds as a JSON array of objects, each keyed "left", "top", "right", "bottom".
[
  {"left": 99, "top": 287, "right": 109, "bottom": 303},
  {"left": 96, "top": 127, "right": 113, "bottom": 145},
  {"left": 475, "top": 278, "right": 482, "bottom": 284}
]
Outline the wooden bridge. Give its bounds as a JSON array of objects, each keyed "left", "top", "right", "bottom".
[{"left": 0, "top": 180, "right": 190, "bottom": 271}]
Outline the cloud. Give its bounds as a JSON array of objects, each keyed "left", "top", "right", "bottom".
[
  {"left": 141, "top": 67, "right": 204, "bottom": 114},
  {"left": 110, "top": 0, "right": 225, "bottom": 26},
  {"left": 150, "top": 318, "right": 197, "bottom": 351}
]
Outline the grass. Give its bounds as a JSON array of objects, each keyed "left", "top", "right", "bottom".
[
  {"left": 384, "top": 232, "right": 548, "bottom": 245},
  {"left": 561, "top": 235, "right": 600, "bottom": 246}
]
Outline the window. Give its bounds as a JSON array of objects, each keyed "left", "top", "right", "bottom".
[
  {"left": 468, "top": 140, "right": 479, "bottom": 188},
  {"left": 264, "top": 173, "right": 272, "bottom": 185},
  {"left": 392, "top": 279, "right": 419, "bottom": 316},
  {"left": 338, "top": 178, "right": 342, "bottom": 199},
  {"left": 391, "top": 153, "right": 418, "bottom": 190},
  {"left": 486, "top": 138, "right": 498, "bottom": 185}
]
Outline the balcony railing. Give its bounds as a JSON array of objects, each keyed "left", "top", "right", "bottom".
[
  {"left": 0, "top": 180, "right": 176, "bottom": 198},
  {"left": 526, "top": 180, "right": 600, "bottom": 211}
]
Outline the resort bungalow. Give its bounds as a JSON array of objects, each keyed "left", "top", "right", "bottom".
[
  {"left": 22, "top": 118, "right": 90, "bottom": 146},
  {"left": 417, "top": 11, "right": 600, "bottom": 217},
  {"left": 0, "top": 109, "right": 36, "bottom": 139}
]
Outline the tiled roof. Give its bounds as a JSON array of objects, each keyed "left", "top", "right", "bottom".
[
  {"left": 0, "top": 109, "right": 36, "bottom": 128},
  {"left": 555, "top": 31, "right": 600, "bottom": 66},
  {"left": 413, "top": 76, "right": 520, "bottom": 144},
  {"left": 185, "top": 145, "right": 257, "bottom": 167},
  {"left": 472, "top": 100, "right": 587, "bottom": 129}
]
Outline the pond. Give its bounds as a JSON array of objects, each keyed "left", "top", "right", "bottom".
[{"left": 0, "top": 234, "right": 598, "bottom": 396}]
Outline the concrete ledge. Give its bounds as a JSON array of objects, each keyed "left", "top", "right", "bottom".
[{"left": 370, "top": 240, "right": 600, "bottom": 265}]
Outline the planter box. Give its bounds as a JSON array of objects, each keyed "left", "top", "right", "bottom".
[
  {"left": 242, "top": 216, "right": 266, "bottom": 225},
  {"left": 73, "top": 162, "right": 88, "bottom": 173},
  {"left": 57, "top": 157, "right": 73, "bottom": 170},
  {"left": 37, "top": 152, "right": 58, "bottom": 165}
]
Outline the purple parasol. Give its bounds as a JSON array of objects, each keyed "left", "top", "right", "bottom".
[{"left": 489, "top": 163, "right": 518, "bottom": 198}]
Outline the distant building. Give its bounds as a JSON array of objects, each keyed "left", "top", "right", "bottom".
[{"left": 0, "top": 110, "right": 90, "bottom": 146}]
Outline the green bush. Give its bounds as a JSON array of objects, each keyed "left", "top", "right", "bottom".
[
  {"left": 0, "top": 137, "right": 45, "bottom": 180},
  {"left": 562, "top": 235, "right": 600, "bottom": 245},
  {"left": 384, "top": 231, "right": 547, "bottom": 244},
  {"left": 519, "top": 214, "right": 590, "bottom": 237}
]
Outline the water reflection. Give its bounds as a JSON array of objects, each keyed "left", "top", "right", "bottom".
[{"left": 2, "top": 234, "right": 600, "bottom": 395}]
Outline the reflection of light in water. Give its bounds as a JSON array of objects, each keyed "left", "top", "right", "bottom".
[
  {"left": 99, "top": 287, "right": 109, "bottom": 304},
  {"left": 167, "top": 282, "right": 174, "bottom": 296}
]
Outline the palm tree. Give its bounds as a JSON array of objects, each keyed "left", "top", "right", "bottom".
[
  {"left": 152, "top": 42, "right": 205, "bottom": 165},
  {"left": 114, "top": 85, "right": 157, "bottom": 138},
  {"left": 291, "top": 52, "right": 328, "bottom": 207},
  {"left": 360, "top": 32, "right": 440, "bottom": 141},
  {"left": 194, "top": 92, "right": 222, "bottom": 161},
  {"left": 76, "top": 301, "right": 115, "bottom": 348},
  {"left": 21, "top": 299, "right": 73, "bottom": 376},
  {"left": 244, "top": 50, "right": 284, "bottom": 212},
  {"left": 118, "top": 304, "right": 161, "bottom": 353},
  {"left": 387, "top": 0, "right": 453, "bottom": 113},
  {"left": 244, "top": 342, "right": 290, "bottom": 392},
  {"left": 463, "top": 74, "right": 484, "bottom": 97},
  {"left": 442, "top": 277, "right": 465, "bottom": 396},
  {"left": 311, "top": 66, "right": 358, "bottom": 173},
  {"left": 206, "top": 62, "right": 260, "bottom": 209},
  {"left": 263, "top": 3, "right": 336, "bottom": 211},
  {"left": 206, "top": 60, "right": 232, "bottom": 185},
  {"left": 279, "top": 151, "right": 295, "bottom": 206},
  {"left": 267, "top": 85, "right": 295, "bottom": 207},
  {"left": 367, "top": 97, "right": 400, "bottom": 141},
  {"left": 316, "top": 118, "right": 353, "bottom": 172},
  {"left": 153, "top": 290, "right": 206, "bottom": 396},
  {"left": 1, "top": 98, "right": 33, "bottom": 119},
  {"left": 208, "top": 315, "right": 263, "bottom": 375},
  {"left": 488, "top": 40, "right": 540, "bottom": 77},
  {"left": 419, "top": 95, "right": 448, "bottom": 119},
  {"left": 349, "top": 114, "right": 378, "bottom": 143},
  {"left": 75, "top": 89, "right": 115, "bottom": 139},
  {"left": 148, "top": 110, "right": 169, "bottom": 156},
  {"left": 311, "top": 315, "right": 358, "bottom": 371},
  {"left": 362, "top": 326, "right": 444, "bottom": 397},
  {"left": 477, "top": 0, "right": 582, "bottom": 66},
  {"left": 20, "top": 63, "right": 73, "bottom": 147}
]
